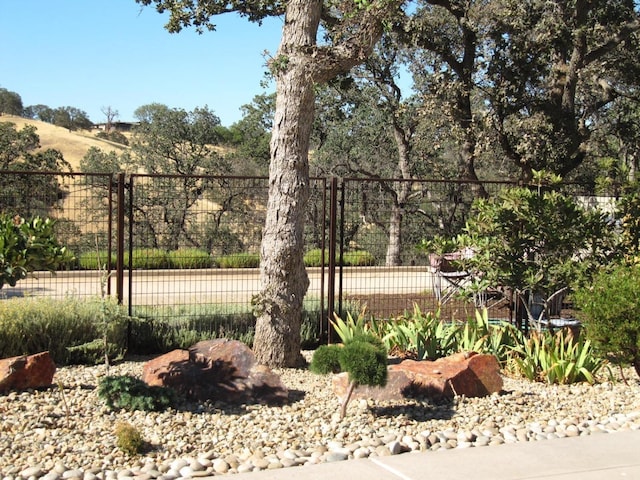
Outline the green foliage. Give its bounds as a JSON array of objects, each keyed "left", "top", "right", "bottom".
[
  {"left": 342, "top": 250, "right": 376, "bottom": 266},
  {"left": 167, "top": 248, "right": 213, "bottom": 269},
  {"left": 128, "top": 298, "right": 324, "bottom": 354},
  {"left": 95, "top": 130, "right": 129, "bottom": 146},
  {"left": 340, "top": 336, "right": 388, "bottom": 387},
  {"left": 309, "top": 345, "right": 343, "bottom": 374},
  {"left": 0, "top": 297, "right": 129, "bottom": 364},
  {"left": 303, "top": 249, "right": 328, "bottom": 267},
  {"left": 115, "top": 422, "right": 145, "bottom": 456},
  {"left": 330, "top": 310, "right": 368, "bottom": 343},
  {"left": 574, "top": 263, "right": 640, "bottom": 376},
  {"left": 98, "top": 375, "right": 176, "bottom": 412},
  {"left": 311, "top": 323, "right": 388, "bottom": 418},
  {"left": 616, "top": 181, "right": 640, "bottom": 265},
  {"left": 453, "top": 177, "right": 614, "bottom": 327},
  {"left": 303, "top": 248, "right": 376, "bottom": 267},
  {"left": 129, "top": 248, "right": 169, "bottom": 269},
  {"left": 78, "top": 250, "right": 117, "bottom": 270},
  {"left": 0, "top": 215, "right": 74, "bottom": 289},
  {"left": 509, "top": 330, "right": 605, "bottom": 384},
  {"left": 215, "top": 252, "right": 260, "bottom": 269}
]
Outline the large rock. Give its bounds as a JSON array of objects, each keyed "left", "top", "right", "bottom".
[
  {"left": 332, "top": 352, "right": 502, "bottom": 402},
  {"left": 0, "top": 352, "right": 56, "bottom": 392},
  {"left": 142, "top": 339, "right": 288, "bottom": 405}
]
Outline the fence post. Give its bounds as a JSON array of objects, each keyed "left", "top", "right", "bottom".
[
  {"left": 116, "top": 172, "right": 125, "bottom": 306},
  {"left": 326, "top": 177, "right": 339, "bottom": 344}
]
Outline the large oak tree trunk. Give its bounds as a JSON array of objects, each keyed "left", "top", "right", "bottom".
[
  {"left": 252, "top": 0, "right": 401, "bottom": 367},
  {"left": 253, "top": 1, "right": 320, "bottom": 367}
]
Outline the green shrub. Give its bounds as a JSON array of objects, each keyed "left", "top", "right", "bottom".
[
  {"left": 574, "top": 263, "right": 640, "bottom": 378},
  {"left": 98, "top": 375, "right": 177, "bottom": 412},
  {"left": 310, "top": 345, "right": 342, "bottom": 374},
  {"left": 167, "top": 248, "right": 213, "bottom": 269},
  {"left": 509, "top": 330, "right": 605, "bottom": 384},
  {"left": 310, "top": 330, "right": 388, "bottom": 418},
  {"left": 215, "top": 252, "right": 260, "bottom": 268},
  {"left": 78, "top": 250, "right": 117, "bottom": 270},
  {"left": 115, "top": 422, "right": 145, "bottom": 456},
  {"left": 304, "top": 248, "right": 376, "bottom": 267},
  {"left": 342, "top": 250, "right": 376, "bottom": 266},
  {"left": 304, "top": 249, "right": 328, "bottom": 267},
  {"left": 0, "top": 214, "right": 74, "bottom": 289},
  {"left": 130, "top": 248, "right": 169, "bottom": 269},
  {"left": 0, "top": 297, "right": 129, "bottom": 364}
]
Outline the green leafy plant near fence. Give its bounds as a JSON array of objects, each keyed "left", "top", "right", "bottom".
[
  {"left": 0, "top": 214, "right": 74, "bottom": 289},
  {"left": 356, "top": 305, "right": 605, "bottom": 384},
  {"left": 574, "top": 263, "right": 640, "bottom": 379}
]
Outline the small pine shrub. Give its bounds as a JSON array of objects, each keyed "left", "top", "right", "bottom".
[
  {"left": 340, "top": 337, "right": 388, "bottom": 387},
  {"left": 115, "top": 422, "right": 145, "bottom": 456},
  {"left": 167, "top": 248, "right": 213, "bottom": 269},
  {"left": 310, "top": 345, "right": 342, "bottom": 374},
  {"left": 310, "top": 332, "right": 388, "bottom": 418},
  {"left": 215, "top": 253, "right": 260, "bottom": 268},
  {"left": 98, "top": 375, "right": 177, "bottom": 412}
]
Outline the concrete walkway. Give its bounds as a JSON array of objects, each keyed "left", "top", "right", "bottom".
[{"left": 220, "top": 429, "right": 640, "bottom": 479}]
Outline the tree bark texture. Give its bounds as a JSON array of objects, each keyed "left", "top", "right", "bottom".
[
  {"left": 253, "top": 0, "right": 404, "bottom": 367},
  {"left": 253, "top": 1, "right": 320, "bottom": 367}
]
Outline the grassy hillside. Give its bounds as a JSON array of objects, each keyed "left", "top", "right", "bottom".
[{"left": 1, "top": 115, "right": 128, "bottom": 170}]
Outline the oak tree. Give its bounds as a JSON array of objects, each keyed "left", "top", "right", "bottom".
[{"left": 135, "top": 0, "right": 408, "bottom": 366}]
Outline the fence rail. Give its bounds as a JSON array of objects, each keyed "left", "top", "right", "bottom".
[{"left": 0, "top": 171, "right": 612, "bottom": 340}]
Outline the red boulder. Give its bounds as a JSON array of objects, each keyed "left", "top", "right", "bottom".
[
  {"left": 142, "top": 339, "right": 288, "bottom": 405},
  {"left": 0, "top": 352, "right": 56, "bottom": 392}
]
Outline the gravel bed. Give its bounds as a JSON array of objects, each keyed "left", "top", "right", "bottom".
[{"left": 2, "top": 355, "right": 640, "bottom": 480}]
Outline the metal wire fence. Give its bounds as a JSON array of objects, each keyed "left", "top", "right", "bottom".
[{"left": 0, "top": 171, "right": 615, "bottom": 340}]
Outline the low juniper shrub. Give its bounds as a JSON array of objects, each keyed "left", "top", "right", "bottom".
[{"left": 98, "top": 375, "right": 177, "bottom": 412}]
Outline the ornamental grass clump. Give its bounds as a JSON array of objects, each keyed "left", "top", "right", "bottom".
[
  {"left": 311, "top": 316, "right": 387, "bottom": 419},
  {"left": 115, "top": 422, "right": 145, "bottom": 456}
]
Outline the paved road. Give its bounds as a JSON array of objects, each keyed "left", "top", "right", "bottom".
[{"left": 1, "top": 266, "right": 438, "bottom": 307}]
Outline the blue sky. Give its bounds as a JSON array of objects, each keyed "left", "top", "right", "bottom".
[{"left": 0, "top": 1, "right": 284, "bottom": 126}]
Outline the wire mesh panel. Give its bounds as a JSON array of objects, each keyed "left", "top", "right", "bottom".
[
  {"left": 335, "top": 178, "right": 514, "bottom": 321},
  {"left": 0, "top": 171, "right": 115, "bottom": 300},
  {"left": 126, "top": 174, "right": 329, "bottom": 340}
]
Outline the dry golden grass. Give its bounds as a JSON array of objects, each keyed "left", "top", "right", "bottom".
[{"left": 2, "top": 115, "right": 128, "bottom": 170}]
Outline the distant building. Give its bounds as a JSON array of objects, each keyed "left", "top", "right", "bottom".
[{"left": 93, "top": 121, "right": 139, "bottom": 133}]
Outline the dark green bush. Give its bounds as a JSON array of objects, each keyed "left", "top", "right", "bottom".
[
  {"left": 310, "top": 345, "right": 342, "bottom": 374},
  {"left": 98, "top": 375, "right": 177, "bottom": 412},
  {"left": 167, "top": 248, "right": 213, "bottom": 269},
  {"left": 215, "top": 252, "right": 260, "bottom": 268},
  {"left": 574, "top": 263, "right": 640, "bottom": 378},
  {"left": 340, "top": 337, "right": 388, "bottom": 387},
  {"left": 115, "top": 422, "right": 145, "bottom": 456},
  {"left": 310, "top": 332, "right": 388, "bottom": 418}
]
